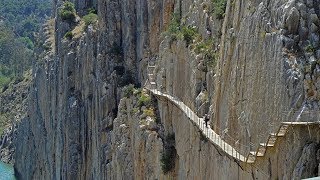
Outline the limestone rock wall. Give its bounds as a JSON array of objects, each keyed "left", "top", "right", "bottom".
[
  {"left": 151, "top": 0, "right": 320, "bottom": 163},
  {"left": 213, "top": 0, "right": 320, "bottom": 154},
  {"left": 108, "top": 92, "right": 164, "bottom": 180},
  {"left": 157, "top": 99, "right": 320, "bottom": 180},
  {"left": 13, "top": 0, "right": 320, "bottom": 179},
  {"left": 152, "top": 0, "right": 320, "bottom": 179},
  {"left": 14, "top": 0, "right": 173, "bottom": 179}
]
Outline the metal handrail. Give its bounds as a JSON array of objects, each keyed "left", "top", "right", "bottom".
[{"left": 144, "top": 65, "right": 319, "bottom": 164}]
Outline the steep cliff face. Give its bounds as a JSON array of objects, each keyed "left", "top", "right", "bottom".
[
  {"left": 14, "top": 0, "right": 320, "bottom": 179},
  {"left": 14, "top": 0, "right": 173, "bottom": 179},
  {"left": 108, "top": 90, "right": 165, "bottom": 179},
  {"left": 213, "top": 0, "right": 320, "bottom": 154}
]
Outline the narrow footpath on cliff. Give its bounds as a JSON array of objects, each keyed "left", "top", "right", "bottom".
[{"left": 145, "top": 64, "right": 319, "bottom": 165}]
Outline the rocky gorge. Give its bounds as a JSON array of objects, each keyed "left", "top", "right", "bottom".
[{"left": 1, "top": 0, "right": 320, "bottom": 179}]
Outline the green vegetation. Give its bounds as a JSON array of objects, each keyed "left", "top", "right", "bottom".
[
  {"left": 0, "top": 71, "right": 31, "bottom": 135},
  {"left": 165, "top": 14, "right": 198, "bottom": 46},
  {"left": 122, "top": 85, "right": 155, "bottom": 118},
  {"left": 166, "top": 13, "right": 181, "bottom": 41},
  {"left": 83, "top": 13, "right": 98, "bottom": 27},
  {"left": 124, "top": 84, "right": 135, "bottom": 98},
  {"left": 59, "top": 1, "right": 76, "bottom": 21},
  {"left": 0, "top": 115, "right": 8, "bottom": 135},
  {"left": 0, "top": 26, "right": 33, "bottom": 89},
  {"left": 0, "top": 0, "right": 51, "bottom": 41},
  {"left": 160, "top": 133, "right": 176, "bottom": 174},
  {"left": 260, "top": 30, "right": 266, "bottom": 39},
  {"left": 194, "top": 38, "right": 217, "bottom": 68},
  {"left": 160, "top": 147, "right": 176, "bottom": 173},
  {"left": 164, "top": 14, "right": 217, "bottom": 69},
  {"left": 123, "top": 84, "right": 142, "bottom": 98},
  {"left": 138, "top": 93, "right": 152, "bottom": 107},
  {"left": 87, "top": 8, "right": 97, "bottom": 14},
  {"left": 0, "top": 0, "right": 51, "bottom": 135},
  {"left": 64, "top": 31, "right": 73, "bottom": 40},
  {"left": 0, "top": 0, "right": 51, "bottom": 90},
  {"left": 181, "top": 25, "right": 197, "bottom": 46},
  {"left": 18, "top": 37, "right": 34, "bottom": 49},
  {"left": 0, "top": 76, "right": 11, "bottom": 92},
  {"left": 211, "top": 0, "right": 227, "bottom": 19},
  {"left": 143, "top": 108, "right": 155, "bottom": 117},
  {"left": 122, "top": 85, "right": 156, "bottom": 119},
  {"left": 305, "top": 43, "right": 315, "bottom": 53},
  {"left": 131, "top": 107, "right": 139, "bottom": 114}
]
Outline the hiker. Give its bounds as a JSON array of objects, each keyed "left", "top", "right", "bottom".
[{"left": 204, "top": 114, "right": 209, "bottom": 128}]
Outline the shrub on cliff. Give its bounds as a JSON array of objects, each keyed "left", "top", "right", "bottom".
[
  {"left": 194, "top": 38, "right": 217, "bottom": 68},
  {"left": 164, "top": 13, "right": 198, "bottom": 46},
  {"left": 64, "top": 31, "right": 73, "bottom": 40},
  {"left": 160, "top": 147, "right": 176, "bottom": 174},
  {"left": 212, "top": 0, "right": 227, "bottom": 19},
  {"left": 87, "top": 7, "right": 97, "bottom": 14},
  {"left": 83, "top": 13, "right": 98, "bottom": 28},
  {"left": 305, "top": 43, "right": 315, "bottom": 53},
  {"left": 143, "top": 108, "right": 155, "bottom": 117},
  {"left": 0, "top": 76, "right": 11, "bottom": 92},
  {"left": 138, "top": 93, "right": 151, "bottom": 107},
  {"left": 166, "top": 13, "right": 181, "bottom": 41},
  {"left": 181, "top": 25, "right": 197, "bottom": 46},
  {"left": 160, "top": 133, "right": 176, "bottom": 174},
  {"left": 123, "top": 84, "right": 135, "bottom": 98},
  {"left": 59, "top": 1, "right": 76, "bottom": 21}
]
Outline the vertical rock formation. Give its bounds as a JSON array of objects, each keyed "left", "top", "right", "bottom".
[
  {"left": 213, "top": 0, "right": 320, "bottom": 154},
  {"left": 13, "top": 0, "right": 320, "bottom": 179},
  {"left": 14, "top": 0, "right": 173, "bottom": 179}
]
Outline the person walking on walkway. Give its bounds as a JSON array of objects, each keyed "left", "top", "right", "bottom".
[{"left": 204, "top": 114, "right": 209, "bottom": 128}]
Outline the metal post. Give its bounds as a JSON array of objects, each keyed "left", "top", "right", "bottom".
[
  {"left": 222, "top": 139, "right": 224, "bottom": 150},
  {"left": 232, "top": 145, "right": 233, "bottom": 157},
  {"left": 188, "top": 108, "right": 189, "bottom": 119}
]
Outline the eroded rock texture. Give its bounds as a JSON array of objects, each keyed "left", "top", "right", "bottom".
[
  {"left": 213, "top": 0, "right": 320, "bottom": 155},
  {"left": 13, "top": 0, "right": 320, "bottom": 179},
  {"left": 14, "top": 0, "right": 173, "bottom": 179}
]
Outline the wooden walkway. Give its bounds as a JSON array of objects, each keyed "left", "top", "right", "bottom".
[{"left": 144, "top": 64, "right": 319, "bottom": 164}]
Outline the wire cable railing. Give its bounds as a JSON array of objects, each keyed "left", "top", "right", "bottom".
[{"left": 144, "top": 63, "right": 320, "bottom": 164}]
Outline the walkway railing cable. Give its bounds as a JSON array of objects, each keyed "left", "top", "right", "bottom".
[{"left": 144, "top": 63, "right": 319, "bottom": 164}]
